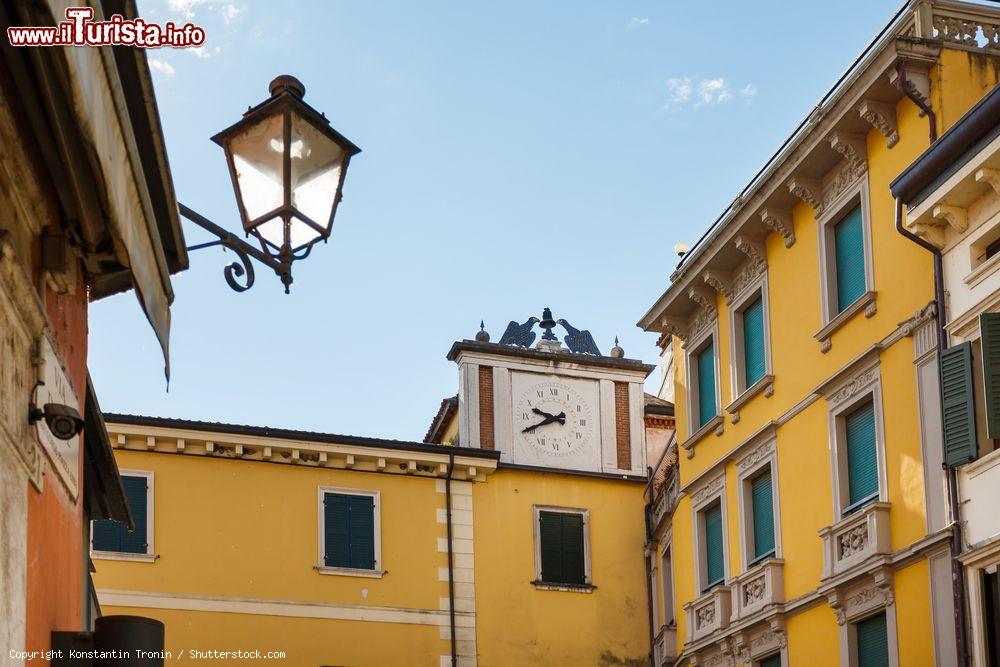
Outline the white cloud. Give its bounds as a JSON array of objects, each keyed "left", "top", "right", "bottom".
[
  {"left": 663, "top": 77, "right": 757, "bottom": 110},
  {"left": 168, "top": 0, "right": 207, "bottom": 19},
  {"left": 663, "top": 77, "right": 692, "bottom": 109},
  {"left": 626, "top": 16, "right": 649, "bottom": 29},
  {"left": 189, "top": 45, "right": 222, "bottom": 58},
  {"left": 220, "top": 3, "right": 240, "bottom": 23},
  {"left": 148, "top": 59, "right": 176, "bottom": 76}
]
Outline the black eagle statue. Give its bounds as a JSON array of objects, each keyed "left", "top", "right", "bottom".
[
  {"left": 498, "top": 317, "right": 540, "bottom": 348},
  {"left": 557, "top": 319, "right": 601, "bottom": 356}
]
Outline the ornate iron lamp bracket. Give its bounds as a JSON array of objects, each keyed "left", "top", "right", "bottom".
[{"left": 179, "top": 203, "right": 294, "bottom": 294}]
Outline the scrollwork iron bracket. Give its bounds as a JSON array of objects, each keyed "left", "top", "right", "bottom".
[{"left": 179, "top": 203, "right": 294, "bottom": 294}]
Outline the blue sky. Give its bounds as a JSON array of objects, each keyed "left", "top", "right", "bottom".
[{"left": 91, "top": 0, "right": 911, "bottom": 441}]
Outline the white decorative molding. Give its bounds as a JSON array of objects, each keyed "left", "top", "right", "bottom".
[
  {"left": 932, "top": 14, "right": 1000, "bottom": 51},
  {"left": 827, "top": 367, "right": 880, "bottom": 410},
  {"left": 688, "top": 285, "right": 718, "bottom": 313},
  {"left": 731, "top": 559, "right": 784, "bottom": 623},
  {"left": 932, "top": 203, "right": 969, "bottom": 233},
  {"left": 684, "top": 585, "right": 732, "bottom": 643},
  {"left": 691, "top": 474, "right": 726, "bottom": 507},
  {"left": 759, "top": 208, "right": 795, "bottom": 248},
  {"left": 858, "top": 99, "right": 899, "bottom": 148},
  {"left": 660, "top": 316, "right": 688, "bottom": 343},
  {"left": 829, "top": 132, "right": 868, "bottom": 176},
  {"left": 736, "top": 439, "right": 775, "bottom": 473},
  {"left": 975, "top": 167, "right": 1000, "bottom": 195},
  {"left": 703, "top": 270, "right": 734, "bottom": 304},
  {"left": 788, "top": 176, "right": 824, "bottom": 214}
]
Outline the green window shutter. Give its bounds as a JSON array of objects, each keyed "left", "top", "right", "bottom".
[
  {"left": 940, "top": 342, "right": 979, "bottom": 467},
  {"left": 846, "top": 402, "right": 879, "bottom": 508},
  {"left": 539, "top": 511, "right": 585, "bottom": 585},
  {"left": 91, "top": 517, "right": 123, "bottom": 553},
  {"left": 742, "top": 297, "right": 766, "bottom": 388},
  {"left": 347, "top": 495, "right": 375, "bottom": 570},
  {"left": 980, "top": 313, "right": 1000, "bottom": 439},
  {"left": 120, "top": 476, "right": 148, "bottom": 554},
  {"left": 834, "top": 206, "right": 866, "bottom": 312},
  {"left": 855, "top": 612, "right": 890, "bottom": 667},
  {"left": 324, "top": 493, "right": 351, "bottom": 568},
  {"left": 751, "top": 470, "right": 775, "bottom": 561},
  {"left": 93, "top": 475, "right": 147, "bottom": 554},
  {"left": 697, "top": 343, "right": 717, "bottom": 428},
  {"left": 759, "top": 655, "right": 782, "bottom": 667},
  {"left": 704, "top": 503, "right": 724, "bottom": 588}
]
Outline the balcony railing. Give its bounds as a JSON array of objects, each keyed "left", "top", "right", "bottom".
[
  {"left": 819, "top": 502, "right": 891, "bottom": 579},
  {"left": 650, "top": 470, "right": 680, "bottom": 533},
  {"left": 683, "top": 584, "right": 731, "bottom": 643},
  {"left": 730, "top": 558, "right": 784, "bottom": 622}
]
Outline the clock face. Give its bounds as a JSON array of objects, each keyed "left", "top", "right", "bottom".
[{"left": 514, "top": 380, "right": 595, "bottom": 457}]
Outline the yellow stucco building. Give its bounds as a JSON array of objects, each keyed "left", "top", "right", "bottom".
[
  {"left": 93, "top": 322, "right": 672, "bottom": 666},
  {"left": 639, "top": 2, "right": 1000, "bottom": 666}
]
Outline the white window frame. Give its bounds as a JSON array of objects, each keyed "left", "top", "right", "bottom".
[
  {"left": 317, "top": 486, "right": 384, "bottom": 578},
  {"left": 752, "top": 650, "right": 788, "bottom": 667},
  {"left": 816, "top": 176, "right": 875, "bottom": 325},
  {"left": 90, "top": 469, "right": 155, "bottom": 563},
  {"left": 736, "top": 441, "right": 782, "bottom": 570},
  {"left": 686, "top": 323, "right": 722, "bottom": 438},
  {"left": 660, "top": 537, "right": 675, "bottom": 626},
  {"left": 827, "top": 366, "right": 888, "bottom": 521},
  {"left": 729, "top": 274, "right": 773, "bottom": 399},
  {"left": 690, "top": 475, "right": 729, "bottom": 593},
  {"left": 531, "top": 504, "right": 593, "bottom": 592}
]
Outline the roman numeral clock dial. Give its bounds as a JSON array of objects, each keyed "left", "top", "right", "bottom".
[{"left": 515, "top": 381, "right": 594, "bottom": 457}]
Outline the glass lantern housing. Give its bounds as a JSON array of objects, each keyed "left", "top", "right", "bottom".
[{"left": 211, "top": 76, "right": 361, "bottom": 258}]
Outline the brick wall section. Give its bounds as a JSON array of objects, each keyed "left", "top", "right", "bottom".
[
  {"left": 479, "top": 366, "right": 494, "bottom": 450},
  {"left": 614, "top": 381, "right": 631, "bottom": 469}
]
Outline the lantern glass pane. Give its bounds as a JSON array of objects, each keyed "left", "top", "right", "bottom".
[
  {"left": 289, "top": 218, "right": 324, "bottom": 251},
  {"left": 254, "top": 217, "right": 285, "bottom": 249},
  {"left": 229, "top": 113, "right": 284, "bottom": 223},
  {"left": 290, "top": 114, "right": 344, "bottom": 230}
]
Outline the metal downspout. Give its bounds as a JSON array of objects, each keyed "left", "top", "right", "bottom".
[
  {"left": 644, "top": 465, "right": 657, "bottom": 667},
  {"left": 446, "top": 453, "right": 458, "bottom": 667}
]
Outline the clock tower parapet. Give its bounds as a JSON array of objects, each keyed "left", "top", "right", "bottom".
[{"left": 445, "top": 311, "right": 655, "bottom": 476}]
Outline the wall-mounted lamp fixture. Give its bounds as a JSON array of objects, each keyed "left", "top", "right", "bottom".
[{"left": 181, "top": 75, "right": 361, "bottom": 293}]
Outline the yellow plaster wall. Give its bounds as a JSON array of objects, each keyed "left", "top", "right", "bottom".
[
  {"left": 472, "top": 469, "right": 649, "bottom": 667},
  {"left": 97, "top": 605, "right": 443, "bottom": 667},
  {"left": 894, "top": 559, "right": 935, "bottom": 667},
  {"left": 94, "top": 449, "right": 454, "bottom": 663},
  {"left": 785, "top": 603, "right": 840, "bottom": 665}
]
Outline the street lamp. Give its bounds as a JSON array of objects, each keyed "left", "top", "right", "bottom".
[{"left": 180, "top": 75, "right": 360, "bottom": 293}]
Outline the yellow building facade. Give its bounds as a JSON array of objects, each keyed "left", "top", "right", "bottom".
[
  {"left": 639, "top": 2, "right": 1000, "bottom": 666},
  {"left": 93, "top": 326, "right": 663, "bottom": 667}
]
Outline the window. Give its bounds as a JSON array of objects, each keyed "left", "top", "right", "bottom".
[
  {"left": 661, "top": 546, "right": 674, "bottom": 625},
  {"left": 539, "top": 511, "right": 585, "bottom": 585},
  {"left": 91, "top": 471, "right": 152, "bottom": 559},
  {"left": 318, "top": 487, "right": 381, "bottom": 576},
  {"left": 845, "top": 401, "right": 879, "bottom": 513},
  {"left": 758, "top": 655, "right": 782, "bottom": 667},
  {"left": 854, "top": 612, "right": 890, "bottom": 667},
  {"left": 749, "top": 469, "right": 776, "bottom": 564},
  {"left": 702, "top": 501, "right": 725, "bottom": 591},
  {"left": 816, "top": 185, "right": 874, "bottom": 331},
  {"left": 696, "top": 341, "right": 717, "bottom": 428},
  {"left": 834, "top": 205, "right": 867, "bottom": 312},
  {"left": 984, "top": 570, "right": 1000, "bottom": 667},
  {"left": 742, "top": 297, "right": 767, "bottom": 387}
]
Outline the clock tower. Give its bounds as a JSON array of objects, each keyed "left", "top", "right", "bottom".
[{"left": 446, "top": 309, "right": 654, "bottom": 475}]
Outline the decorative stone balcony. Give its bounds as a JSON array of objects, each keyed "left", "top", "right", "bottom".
[
  {"left": 652, "top": 625, "right": 677, "bottom": 666},
  {"left": 683, "top": 584, "right": 731, "bottom": 643},
  {"left": 819, "top": 502, "right": 891, "bottom": 579},
  {"left": 730, "top": 558, "right": 784, "bottom": 622},
  {"left": 650, "top": 470, "right": 680, "bottom": 533}
]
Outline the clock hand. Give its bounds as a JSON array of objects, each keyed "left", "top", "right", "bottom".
[
  {"left": 532, "top": 407, "right": 555, "bottom": 419},
  {"left": 522, "top": 412, "right": 568, "bottom": 433}
]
